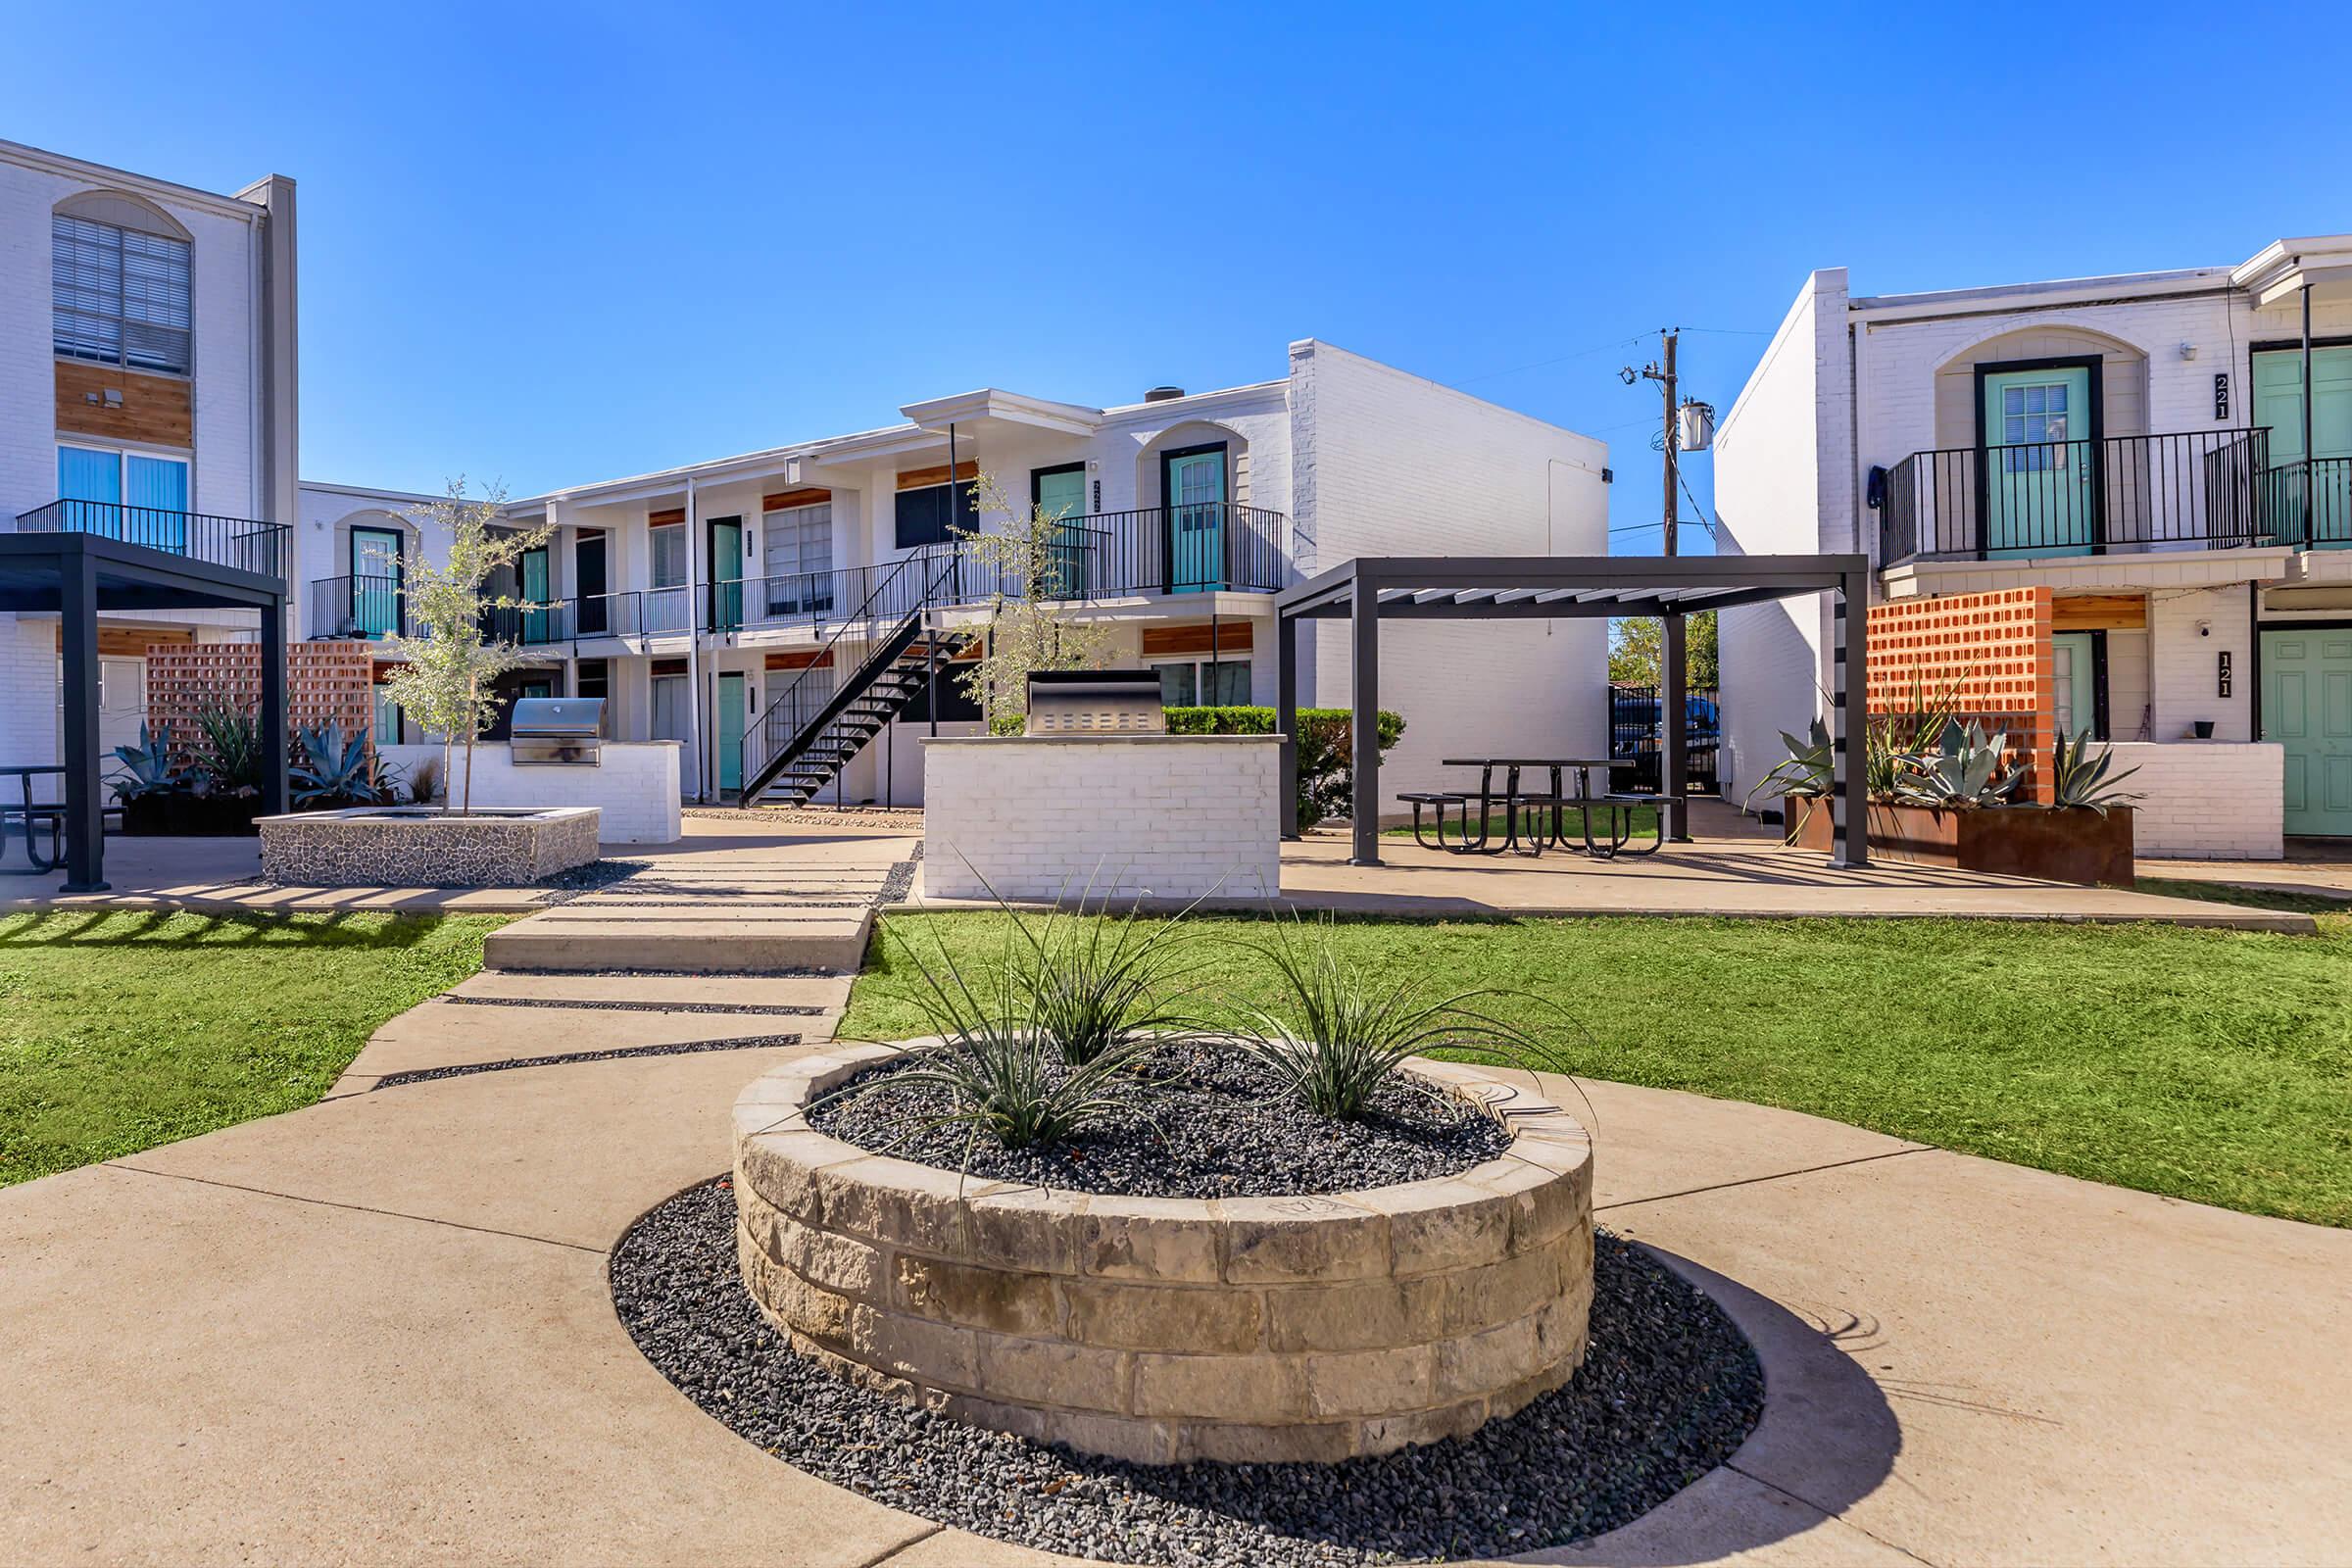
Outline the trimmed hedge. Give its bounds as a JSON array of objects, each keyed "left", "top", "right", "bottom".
[{"left": 1162, "top": 706, "right": 1406, "bottom": 829}]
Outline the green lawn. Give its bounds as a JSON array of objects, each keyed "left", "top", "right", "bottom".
[
  {"left": 843, "top": 910, "right": 2352, "bottom": 1228},
  {"left": 0, "top": 910, "right": 504, "bottom": 1188}
]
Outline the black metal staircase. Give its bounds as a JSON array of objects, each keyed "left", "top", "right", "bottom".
[{"left": 736, "top": 551, "right": 961, "bottom": 805}]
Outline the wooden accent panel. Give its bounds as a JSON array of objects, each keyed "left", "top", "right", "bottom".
[
  {"left": 764, "top": 650, "right": 835, "bottom": 672},
  {"left": 2053, "top": 594, "right": 2147, "bottom": 631},
  {"left": 98, "top": 624, "right": 194, "bottom": 658},
  {"left": 652, "top": 657, "right": 689, "bottom": 677},
  {"left": 896, "top": 461, "right": 978, "bottom": 491},
  {"left": 1141, "top": 622, "right": 1255, "bottom": 659},
  {"left": 648, "top": 508, "right": 685, "bottom": 527},
  {"left": 56, "top": 363, "right": 193, "bottom": 448},
  {"left": 762, "top": 487, "right": 830, "bottom": 512}
]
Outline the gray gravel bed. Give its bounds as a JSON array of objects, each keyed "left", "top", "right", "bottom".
[
  {"left": 877, "top": 844, "right": 922, "bottom": 905},
  {"left": 807, "top": 1042, "right": 1510, "bottom": 1199},
  {"left": 369, "top": 1033, "right": 801, "bottom": 1089},
  {"left": 536, "top": 858, "right": 655, "bottom": 902},
  {"left": 611, "top": 1178, "right": 1763, "bottom": 1566}
]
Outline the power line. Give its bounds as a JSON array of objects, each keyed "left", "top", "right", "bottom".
[{"left": 1450, "top": 332, "right": 1648, "bottom": 389}]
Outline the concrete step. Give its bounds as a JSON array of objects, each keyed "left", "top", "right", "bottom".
[
  {"left": 483, "top": 906, "right": 873, "bottom": 974},
  {"left": 450, "top": 971, "right": 855, "bottom": 1007}
]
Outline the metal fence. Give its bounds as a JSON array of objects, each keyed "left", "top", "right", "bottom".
[
  {"left": 1609, "top": 683, "right": 1721, "bottom": 794},
  {"left": 17, "top": 498, "right": 289, "bottom": 580}
]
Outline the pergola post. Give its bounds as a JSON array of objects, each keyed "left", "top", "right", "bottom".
[
  {"left": 59, "top": 551, "right": 107, "bottom": 894},
  {"left": 1661, "top": 609, "right": 1690, "bottom": 842},
  {"left": 1276, "top": 611, "right": 1300, "bottom": 840},
  {"left": 1348, "top": 567, "right": 1381, "bottom": 866},
  {"left": 1829, "top": 568, "right": 1870, "bottom": 868},
  {"left": 261, "top": 602, "right": 289, "bottom": 815}
]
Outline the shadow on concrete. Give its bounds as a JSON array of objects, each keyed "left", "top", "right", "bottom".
[{"left": 1538, "top": 1246, "right": 1903, "bottom": 1565}]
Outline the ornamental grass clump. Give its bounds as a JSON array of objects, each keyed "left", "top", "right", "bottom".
[
  {"left": 856, "top": 915, "right": 1151, "bottom": 1152},
  {"left": 1230, "top": 913, "right": 1562, "bottom": 1121},
  {"left": 1007, "top": 875, "right": 1211, "bottom": 1065}
]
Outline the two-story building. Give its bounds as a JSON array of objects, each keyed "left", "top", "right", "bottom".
[
  {"left": 1715, "top": 239, "right": 2352, "bottom": 856},
  {"left": 315, "top": 343, "right": 1611, "bottom": 815},
  {"left": 0, "top": 138, "right": 298, "bottom": 772}
]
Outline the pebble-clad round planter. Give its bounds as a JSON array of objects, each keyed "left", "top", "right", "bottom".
[{"left": 731, "top": 1042, "right": 1594, "bottom": 1466}]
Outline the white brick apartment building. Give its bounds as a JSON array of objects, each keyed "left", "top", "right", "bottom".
[
  {"left": 1715, "top": 237, "right": 2352, "bottom": 856},
  {"left": 324, "top": 342, "right": 1610, "bottom": 812},
  {"left": 0, "top": 138, "right": 296, "bottom": 771}
]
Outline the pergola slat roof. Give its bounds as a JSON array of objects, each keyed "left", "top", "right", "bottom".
[{"left": 1273, "top": 554, "right": 1871, "bottom": 867}]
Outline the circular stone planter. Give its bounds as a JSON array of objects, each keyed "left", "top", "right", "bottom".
[{"left": 731, "top": 1042, "right": 1594, "bottom": 1466}]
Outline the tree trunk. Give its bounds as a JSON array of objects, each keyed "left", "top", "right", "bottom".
[
  {"left": 463, "top": 674, "right": 478, "bottom": 816},
  {"left": 440, "top": 737, "right": 453, "bottom": 813}
]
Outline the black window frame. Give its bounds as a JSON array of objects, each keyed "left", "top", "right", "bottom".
[{"left": 894, "top": 478, "right": 980, "bottom": 550}]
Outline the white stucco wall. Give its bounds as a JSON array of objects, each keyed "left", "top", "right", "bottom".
[
  {"left": 377, "top": 740, "right": 681, "bottom": 843},
  {"left": 922, "top": 735, "right": 1279, "bottom": 902},
  {"left": 2107, "top": 741, "right": 2282, "bottom": 858},
  {"left": 1286, "top": 340, "right": 1611, "bottom": 818},
  {"left": 1714, "top": 270, "right": 1852, "bottom": 797}
]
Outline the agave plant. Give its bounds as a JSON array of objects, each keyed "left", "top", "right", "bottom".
[
  {"left": 292, "top": 721, "right": 389, "bottom": 808},
  {"left": 1742, "top": 717, "right": 1834, "bottom": 808},
  {"left": 1227, "top": 912, "right": 1562, "bottom": 1121},
  {"left": 107, "top": 722, "right": 186, "bottom": 801},
  {"left": 1889, "top": 718, "right": 2025, "bottom": 808},
  {"left": 1866, "top": 674, "right": 1965, "bottom": 796},
  {"left": 2050, "top": 731, "right": 2143, "bottom": 814}
]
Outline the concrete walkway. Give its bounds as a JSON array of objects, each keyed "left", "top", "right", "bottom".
[{"left": 3, "top": 974, "right": 2345, "bottom": 1564}]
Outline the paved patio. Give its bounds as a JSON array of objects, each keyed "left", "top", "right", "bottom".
[{"left": 2, "top": 966, "right": 2346, "bottom": 1565}]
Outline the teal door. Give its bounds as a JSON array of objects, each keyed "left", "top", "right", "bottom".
[
  {"left": 2051, "top": 631, "right": 2099, "bottom": 739},
  {"left": 350, "top": 526, "right": 402, "bottom": 637},
  {"left": 710, "top": 517, "right": 744, "bottom": 630},
  {"left": 1032, "top": 466, "right": 1090, "bottom": 597},
  {"left": 716, "top": 672, "right": 748, "bottom": 796},
  {"left": 2254, "top": 347, "right": 2352, "bottom": 547},
  {"left": 519, "top": 547, "right": 551, "bottom": 643},
  {"left": 1163, "top": 447, "right": 1226, "bottom": 593},
  {"left": 1984, "top": 367, "right": 2095, "bottom": 557},
  {"left": 2263, "top": 628, "right": 2352, "bottom": 836}
]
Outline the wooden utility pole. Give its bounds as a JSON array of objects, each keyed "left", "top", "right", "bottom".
[{"left": 1637, "top": 330, "right": 1691, "bottom": 840}]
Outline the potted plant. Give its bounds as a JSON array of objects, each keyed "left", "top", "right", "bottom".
[
  {"left": 183, "top": 701, "right": 270, "bottom": 835},
  {"left": 108, "top": 722, "right": 190, "bottom": 836},
  {"left": 291, "top": 722, "right": 397, "bottom": 810},
  {"left": 1770, "top": 718, "right": 2142, "bottom": 886}
]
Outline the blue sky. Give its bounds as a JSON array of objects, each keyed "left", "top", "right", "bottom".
[{"left": 13, "top": 1, "right": 2351, "bottom": 547}]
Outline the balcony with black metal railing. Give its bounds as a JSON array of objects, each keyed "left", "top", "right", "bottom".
[
  {"left": 1878, "top": 428, "right": 2278, "bottom": 564},
  {"left": 15, "top": 498, "right": 289, "bottom": 580}
]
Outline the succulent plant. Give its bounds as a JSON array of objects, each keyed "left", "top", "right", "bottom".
[
  {"left": 292, "top": 721, "right": 390, "bottom": 808},
  {"left": 107, "top": 722, "right": 186, "bottom": 801},
  {"left": 2050, "top": 731, "right": 2143, "bottom": 813},
  {"left": 1743, "top": 717, "right": 1835, "bottom": 808},
  {"left": 1890, "top": 718, "right": 2024, "bottom": 808}
]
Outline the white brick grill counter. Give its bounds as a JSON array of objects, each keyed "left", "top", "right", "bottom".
[{"left": 921, "top": 734, "right": 1280, "bottom": 902}]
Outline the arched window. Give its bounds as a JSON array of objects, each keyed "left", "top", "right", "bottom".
[{"left": 53, "top": 191, "right": 193, "bottom": 375}]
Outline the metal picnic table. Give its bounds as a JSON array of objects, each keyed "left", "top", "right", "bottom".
[
  {"left": 1428, "top": 757, "right": 1618, "bottom": 854},
  {"left": 0, "top": 765, "right": 67, "bottom": 873}
]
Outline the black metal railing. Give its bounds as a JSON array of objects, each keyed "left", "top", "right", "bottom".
[
  {"left": 15, "top": 498, "right": 289, "bottom": 579},
  {"left": 1608, "top": 683, "right": 1721, "bottom": 794},
  {"left": 1878, "top": 429, "right": 2272, "bottom": 564},
  {"left": 2266, "top": 458, "right": 2352, "bottom": 550},
  {"left": 935, "top": 503, "right": 1289, "bottom": 600},
  {"left": 309, "top": 574, "right": 404, "bottom": 639}
]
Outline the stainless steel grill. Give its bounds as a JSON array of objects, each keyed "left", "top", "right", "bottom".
[
  {"left": 510, "top": 697, "right": 605, "bottom": 765},
  {"left": 1024, "top": 670, "right": 1166, "bottom": 735}
]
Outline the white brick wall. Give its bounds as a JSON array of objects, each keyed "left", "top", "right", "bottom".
[
  {"left": 377, "top": 740, "right": 681, "bottom": 843},
  {"left": 2148, "top": 585, "right": 2253, "bottom": 741},
  {"left": 922, "top": 735, "right": 1279, "bottom": 902},
  {"left": 2108, "top": 741, "right": 2281, "bottom": 858}
]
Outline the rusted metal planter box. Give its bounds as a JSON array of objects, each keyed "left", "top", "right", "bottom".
[{"left": 1788, "top": 799, "right": 2134, "bottom": 887}]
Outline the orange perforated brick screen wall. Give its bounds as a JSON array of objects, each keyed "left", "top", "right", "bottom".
[
  {"left": 146, "top": 640, "right": 381, "bottom": 761},
  {"left": 1865, "top": 587, "right": 2054, "bottom": 803}
]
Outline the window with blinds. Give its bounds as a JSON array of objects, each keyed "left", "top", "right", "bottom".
[
  {"left": 651, "top": 522, "right": 688, "bottom": 588},
  {"left": 53, "top": 215, "right": 193, "bottom": 374}
]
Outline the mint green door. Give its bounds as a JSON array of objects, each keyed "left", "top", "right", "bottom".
[
  {"left": 716, "top": 673, "right": 748, "bottom": 796},
  {"left": 1033, "top": 466, "right": 1089, "bottom": 597},
  {"left": 519, "top": 548, "right": 551, "bottom": 643},
  {"left": 1163, "top": 447, "right": 1226, "bottom": 593},
  {"left": 2051, "top": 631, "right": 2098, "bottom": 739},
  {"left": 2263, "top": 628, "right": 2352, "bottom": 836},
  {"left": 2253, "top": 347, "right": 2352, "bottom": 547},
  {"left": 1984, "top": 368, "right": 2094, "bottom": 557},
  {"left": 709, "top": 518, "right": 744, "bottom": 629}
]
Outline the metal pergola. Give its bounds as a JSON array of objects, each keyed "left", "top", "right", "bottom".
[
  {"left": 0, "top": 531, "right": 287, "bottom": 892},
  {"left": 1273, "top": 554, "right": 1870, "bottom": 867}
]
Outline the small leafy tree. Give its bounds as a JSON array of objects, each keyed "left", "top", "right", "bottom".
[
  {"left": 379, "top": 480, "right": 558, "bottom": 813},
  {"left": 952, "top": 470, "right": 1117, "bottom": 729},
  {"left": 1608, "top": 611, "right": 1719, "bottom": 686}
]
